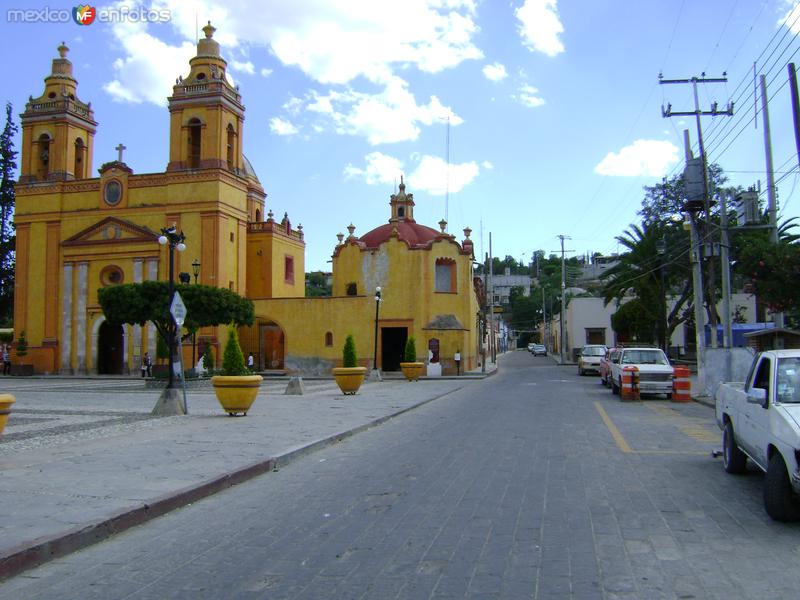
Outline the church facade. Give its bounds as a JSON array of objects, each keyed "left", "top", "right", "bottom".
[{"left": 14, "top": 25, "right": 479, "bottom": 376}]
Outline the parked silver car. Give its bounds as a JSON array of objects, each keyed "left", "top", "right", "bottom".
[{"left": 578, "top": 344, "right": 607, "bottom": 376}]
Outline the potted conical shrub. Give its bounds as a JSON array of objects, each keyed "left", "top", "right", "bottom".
[
  {"left": 332, "top": 334, "right": 367, "bottom": 394},
  {"left": 211, "top": 326, "right": 262, "bottom": 416},
  {"left": 11, "top": 331, "right": 33, "bottom": 376},
  {"left": 400, "top": 336, "right": 425, "bottom": 381}
]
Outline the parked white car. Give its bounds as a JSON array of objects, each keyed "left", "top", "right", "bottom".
[
  {"left": 715, "top": 350, "right": 800, "bottom": 521},
  {"left": 578, "top": 344, "right": 607, "bottom": 376},
  {"left": 609, "top": 347, "right": 673, "bottom": 397}
]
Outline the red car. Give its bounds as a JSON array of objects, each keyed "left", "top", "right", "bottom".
[{"left": 599, "top": 347, "right": 622, "bottom": 387}]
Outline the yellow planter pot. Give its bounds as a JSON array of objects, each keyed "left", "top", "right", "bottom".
[
  {"left": 211, "top": 375, "right": 263, "bottom": 416},
  {"left": 0, "top": 394, "right": 15, "bottom": 436},
  {"left": 400, "top": 362, "right": 425, "bottom": 381},
  {"left": 332, "top": 366, "right": 367, "bottom": 395}
]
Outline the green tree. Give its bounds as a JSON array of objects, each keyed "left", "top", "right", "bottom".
[
  {"left": 221, "top": 325, "right": 248, "bottom": 376},
  {"left": 305, "top": 271, "right": 332, "bottom": 297},
  {"left": 610, "top": 299, "right": 656, "bottom": 342},
  {"left": 15, "top": 330, "right": 27, "bottom": 358},
  {"left": 342, "top": 334, "right": 358, "bottom": 368},
  {"left": 600, "top": 222, "right": 692, "bottom": 348},
  {"left": 0, "top": 103, "right": 18, "bottom": 326},
  {"left": 404, "top": 336, "right": 417, "bottom": 362},
  {"left": 202, "top": 344, "right": 214, "bottom": 371},
  {"left": 98, "top": 282, "right": 255, "bottom": 355}
]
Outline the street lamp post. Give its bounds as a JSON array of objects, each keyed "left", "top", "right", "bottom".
[
  {"left": 158, "top": 225, "right": 186, "bottom": 390},
  {"left": 656, "top": 236, "right": 667, "bottom": 354},
  {"left": 191, "top": 259, "right": 200, "bottom": 368},
  {"left": 372, "top": 286, "right": 382, "bottom": 378}
]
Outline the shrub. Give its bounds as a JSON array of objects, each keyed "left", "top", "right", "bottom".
[
  {"left": 156, "top": 333, "right": 169, "bottom": 362},
  {"left": 15, "top": 331, "right": 27, "bottom": 358},
  {"left": 202, "top": 345, "right": 214, "bottom": 371},
  {"left": 221, "top": 326, "right": 249, "bottom": 376},
  {"left": 404, "top": 336, "right": 417, "bottom": 362},
  {"left": 342, "top": 334, "right": 358, "bottom": 368}
]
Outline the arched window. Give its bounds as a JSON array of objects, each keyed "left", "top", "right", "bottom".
[
  {"left": 435, "top": 258, "right": 456, "bottom": 293},
  {"left": 397, "top": 206, "right": 405, "bottom": 218},
  {"left": 325, "top": 332, "right": 333, "bottom": 347},
  {"left": 74, "top": 137, "right": 85, "bottom": 179},
  {"left": 188, "top": 118, "right": 202, "bottom": 169},
  {"left": 255, "top": 208, "right": 261, "bottom": 222},
  {"left": 37, "top": 133, "right": 51, "bottom": 180},
  {"left": 226, "top": 123, "right": 236, "bottom": 170}
]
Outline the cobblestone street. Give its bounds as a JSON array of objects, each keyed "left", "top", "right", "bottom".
[{"left": 2, "top": 355, "right": 800, "bottom": 599}]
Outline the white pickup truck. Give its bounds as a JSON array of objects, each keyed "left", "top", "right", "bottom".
[
  {"left": 715, "top": 349, "right": 800, "bottom": 521},
  {"left": 609, "top": 347, "right": 674, "bottom": 397}
]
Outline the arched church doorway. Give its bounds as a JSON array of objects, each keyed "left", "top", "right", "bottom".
[
  {"left": 260, "top": 321, "right": 285, "bottom": 370},
  {"left": 97, "top": 321, "right": 124, "bottom": 374}
]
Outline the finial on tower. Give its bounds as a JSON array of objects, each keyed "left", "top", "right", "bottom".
[
  {"left": 202, "top": 21, "right": 216, "bottom": 39},
  {"left": 58, "top": 42, "right": 69, "bottom": 58}
]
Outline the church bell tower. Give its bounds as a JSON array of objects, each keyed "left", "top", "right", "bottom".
[
  {"left": 166, "top": 22, "right": 245, "bottom": 173},
  {"left": 19, "top": 43, "right": 97, "bottom": 183}
]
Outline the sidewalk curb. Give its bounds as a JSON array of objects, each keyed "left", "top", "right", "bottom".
[{"left": 0, "top": 386, "right": 465, "bottom": 581}]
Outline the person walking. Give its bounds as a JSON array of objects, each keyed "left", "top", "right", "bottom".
[
  {"left": 2, "top": 345, "right": 10, "bottom": 375},
  {"left": 247, "top": 352, "right": 254, "bottom": 370},
  {"left": 142, "top": 352, "right": 152, "bottom": 377}
]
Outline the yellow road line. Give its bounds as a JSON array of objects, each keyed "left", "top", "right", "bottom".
[{"left": 594, "top": 401, "right": 633, "bottom": 453}]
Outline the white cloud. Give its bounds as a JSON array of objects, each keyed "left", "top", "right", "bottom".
[
  {"left": 230, "top": 60, "right": 255, "bottom": 74},
  {"left": 103, "top": 16, "right": 195, "bottom": 105},
  {"left": 305, "top": 76, "right": 463, "bottom": 145},
  {"left": 269, "top": 117, "right": 299, "bottom": 136},
  {"left": 409, "top": 155, "right": 480, "bottom": 196},
  {"left": 343, "top": 152, "right": 404, "bottom": 185},
  {"left": 518, "top": 84, "right": 545, "bottom": 108},
  {"left": 482, "top": 160, "right": 494, "bottom": 170},
  {"left": 515, "top": 0, "right": 565, "bottom": 57},
  {"left": 594, "top": 139, "right": 679, "bottom": 177},
  {"left": 260, "top": 67, "right": 273, "bottom": 77},
  {"left": 482, "top": 62, "right": 507, "bottom": 82},
  {"left": 781, "top": 1, "right": 800, "bottom": 33}
]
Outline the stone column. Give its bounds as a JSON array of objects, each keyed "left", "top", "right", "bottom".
[
  {"left": 75, "top": 261, "right": 89, "bottom": 373},
  {"left": 60, "top": 262, "right": 73, "bottom": 373},
  {"left": 146, "top": 258, "right": 159, "bottom": 358},
  {"left": 132, "top": 259, "right": 144, "bottom": 369}
]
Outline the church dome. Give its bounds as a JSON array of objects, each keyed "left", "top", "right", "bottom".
[
  {"left": 242, "top": 154, "right": 259, "bottom": 183},
  {"left": 359, "top": 221, "right": 441, "bottom": 249}
]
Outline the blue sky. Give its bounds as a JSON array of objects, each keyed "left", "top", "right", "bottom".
[{"left": 4, "top": 0, "right": 800, "bottom": 271}]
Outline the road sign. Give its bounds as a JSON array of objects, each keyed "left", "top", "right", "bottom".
[{"left": 170, "top": 291, "right": 187, "bottom": 326}]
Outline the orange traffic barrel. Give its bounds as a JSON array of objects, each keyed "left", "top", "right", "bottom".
[
  {"left": 672, "top": 366, "right": 691, "bottom": 402},
  {"left": 621, "top": 366, "right": 640, "bottom": 401}
]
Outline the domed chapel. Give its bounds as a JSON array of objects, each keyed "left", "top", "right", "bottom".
[{"left": 13, "top": 25, "right": 479, "bottom": 375}]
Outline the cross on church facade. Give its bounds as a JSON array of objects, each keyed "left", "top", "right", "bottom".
[{"left": 115, "top": 143, "right": 126, "bottom": 162}]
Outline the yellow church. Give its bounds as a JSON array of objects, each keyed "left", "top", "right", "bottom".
[{"left": 14, "top": 24, "right": 479, "bottom": 377}]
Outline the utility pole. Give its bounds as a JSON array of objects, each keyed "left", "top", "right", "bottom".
[
  {"left": 660, "top": 74, "right": 734, "bottom": 348},
  {"left": 720, "top": 193, "right": 733, "bottom": 382},
  {"left": 489, "top": 233, "right": 496, "bottom": 364},
  {"left": 556, "top": 235, "right": 572, "bottom": 364},
  {"left": 760, "top": 74, "right": 784, "bottom": 330},
  {"left": 789, "top": 64, "right": 800, "bottom": 171}
]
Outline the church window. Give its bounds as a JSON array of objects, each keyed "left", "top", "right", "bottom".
[
  {"left": 397, "top": 207, "right": 405, "bottom": 218},
  {"left": 346, "top": 282, "right": 358, "bottom": 296},
  {"left": 103, "top": 180, "right": 122, "bottom": 206},
  {"left": 37, "top": 133, "right": 51, "bottom": 180},
  {"left": 284, "top": 256, "right": 295, "bottom": 284},
  {"left": 435, "top": 258, "right": 456, "bottom": 293},
  {"left": 197, "top": 72, "right": 206, "bottom": 80},
  {"left": 226, "top": 124, "right": 236, "bottom": 170},
  {"left": 188, "top": 118, "right": 202, "bottom": 169},
  {"left": 325, "top": 332, "right": 333, "bottom": 347},
  {"left": 255, "top": 209, "right": 261, "bottom": 222},
  {"left": 100, "top": 265, "right": 124, "bottom": 286},
  {"left": 74, "top": 137, "right": 85, "bottom": 179},
  {"left": 47, "top": 92, "right": 56, "bottom": 99}
]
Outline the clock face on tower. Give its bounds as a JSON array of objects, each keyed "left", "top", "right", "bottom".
[{"left": 103, "top": 180, "right": 122, "bottom": 206}]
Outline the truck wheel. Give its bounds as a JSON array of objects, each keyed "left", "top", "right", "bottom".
[
  {"left": 764, "top": 453, "right": 800, "bottom": 522},
  {"left": 722, "top": 422, "right": 747, "bottom": 474},
  {"left": 612, "top": 378, "right": 619, "bottom": 395}
]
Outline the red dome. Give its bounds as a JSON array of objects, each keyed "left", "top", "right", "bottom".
[{"left": 358, "top": 220, "right": 441, "bottom": 249}]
